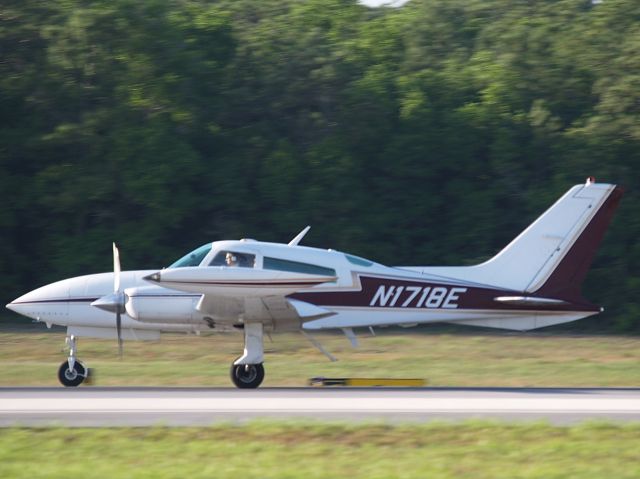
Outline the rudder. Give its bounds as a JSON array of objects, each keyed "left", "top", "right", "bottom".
[
  {"left": 531, "top": 183, "right": 623, "bottom": 301},
  {"left": 474, "top": 180, "right": 622, "bottom": 296}
]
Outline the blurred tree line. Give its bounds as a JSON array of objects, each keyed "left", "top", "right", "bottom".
[{"left": 1, "top": 0, "right": 638, "bottom": 330}]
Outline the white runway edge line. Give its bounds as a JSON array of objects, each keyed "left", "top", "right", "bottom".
[{"left": 2, "top": 397, "right": 639, "bottom": 414}]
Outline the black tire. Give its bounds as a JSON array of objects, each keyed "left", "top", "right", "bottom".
[
  {"left": 230, "top": 363, "right": 265, "bottom": 389},
  {"left": 58, "top": 361, "right": 86, "bottom": 387}
]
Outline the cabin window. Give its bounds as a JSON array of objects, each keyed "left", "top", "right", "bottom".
[
  {"left": 168, "top": 243, "right": 212, "bottom": 268},
  {"left": 263, "top": 257, "right": 335, "bottom": 276},
  {"left": 345, "top": 254, "right": 374, "bottom": 267},
  {"left": 209, "top": 251, "right": 256, "bottom": 268}
]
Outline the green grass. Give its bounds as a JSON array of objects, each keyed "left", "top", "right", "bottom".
[
  {"left": 0, "top": 422, "right": 639, "bottom": 478},
  {"left": 0, "top": 327, "right": 638, "bottom": 387},
  {"left": 1, "top": 326, "right": 638, "bottom": 477}
]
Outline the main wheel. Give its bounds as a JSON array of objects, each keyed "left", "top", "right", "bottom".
[
  {"left": 230, "top": 363, "right": 265, "bottom": 389},
  {"left": 58, "top": 360, "right": 87, "bottom": 387}
]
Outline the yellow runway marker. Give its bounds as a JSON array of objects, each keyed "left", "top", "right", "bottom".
[{"left": 309, "top": 377, "right": 426, "bottom": 387}]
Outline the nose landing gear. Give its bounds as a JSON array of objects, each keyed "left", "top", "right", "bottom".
[{"left": 58, "top": 335, "right": 90, "bottom": 387}]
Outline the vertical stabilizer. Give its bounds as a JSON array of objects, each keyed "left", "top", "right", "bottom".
[
  {"left": 417, "top": 181, "right": 622, "bottom": 296},
  {"left": 531, "top": 184, "right": 623, "bottom": 301},
  {"left": 473, "top": 181, "right": 622, "bottom": 296}
]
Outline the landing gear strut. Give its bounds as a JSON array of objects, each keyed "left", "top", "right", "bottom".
[
  {"left": 230, "top": 322, "right": 265, "bottom": 389},
  {"left": 58, "top": 335, "right": 89, "bottom": 387}
]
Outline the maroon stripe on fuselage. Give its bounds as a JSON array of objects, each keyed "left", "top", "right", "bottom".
[
  {"left": 533, "top": 186, "right": 623, "bottom": 302},
  {"left": 290, "top": 275, "right": 600, "bottom": 312},
  {"left": 10, "top": 297, "right": 100, "bottom": 305}
]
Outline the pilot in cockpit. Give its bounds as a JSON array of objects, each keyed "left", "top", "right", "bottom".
[{"left": 225, "top": 252, "right": 239, "bottom": 267}]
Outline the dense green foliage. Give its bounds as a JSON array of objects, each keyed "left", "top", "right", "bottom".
[{"left": 2, "top": 0, "right": 638, "bottom": 330}]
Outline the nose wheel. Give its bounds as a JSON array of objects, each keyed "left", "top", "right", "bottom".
[
  {"left": 58, "top": 334, "right": 89, "bottom": 387},
  {"left": 58, "top": 360, "right": 87, "bottom": 387}
]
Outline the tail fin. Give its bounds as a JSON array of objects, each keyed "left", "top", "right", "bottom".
[
  {"left": 421, "top": 180, "right": 622, "bottom": 298},
  {"left": 472, "top": 180, "right": 622, "bottom": 297},
  {"left": 531, "top": 182, "right": 623, "bottom": 301}
]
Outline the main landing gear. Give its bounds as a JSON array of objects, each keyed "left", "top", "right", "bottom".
[
  {"left": 230, "top": 322, "right": 265, "bottom": 389},
  {"left": 58, "top": 335, "right": 90, "bottom": 387},
  {"left": 230, "top": 363, "right": 265, "bottom": 389}
]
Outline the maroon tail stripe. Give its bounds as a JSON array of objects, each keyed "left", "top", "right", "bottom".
[{"left": 534, "top": 185, "right": 623, "bottom": 301}]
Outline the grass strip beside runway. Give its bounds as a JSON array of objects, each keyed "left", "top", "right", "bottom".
[
  {"left": 0, "top": 330, "right": 638, "bottom": 387},
  {"left": 1, "top": 421, "right": 639, "bottom": 478}
]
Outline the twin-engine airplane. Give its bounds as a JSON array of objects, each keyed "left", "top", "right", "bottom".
[{"left": 7, "top": 179, "right": 622, "bottom": 388}]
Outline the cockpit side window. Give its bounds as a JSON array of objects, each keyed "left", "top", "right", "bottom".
[
  {"left": 209, "top": 251, "right": 256, "bottom": 268},
  {"left": 263, "top": 257, "right": 336, "bottom": 276},
  {"left": 168, "top": 244, "right": 212, "bottom": 268},
  {"left": 345, "top": 254, "right": 374, "bottom": 267}
]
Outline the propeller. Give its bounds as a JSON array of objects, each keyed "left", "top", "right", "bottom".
[
  {"left": 91, "top": 243, "right": 126, "bottom": 357},
  {"left": 113, "top": 242, "right": 123, "bottom": 357}
]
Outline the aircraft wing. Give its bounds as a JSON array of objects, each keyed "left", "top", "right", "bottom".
[
  {"left": 144, "top": 268, "right": 336, "bottom": 327},
  {"left": 144, "top": 267, "right": 336, "bottom": 297},
  {"left": 196, "top": 295, "right": 334, "bottom": 323}
]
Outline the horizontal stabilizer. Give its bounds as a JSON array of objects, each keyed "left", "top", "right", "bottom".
[{"left": 452, "top": 311, "right": 598, "bottom": 331}]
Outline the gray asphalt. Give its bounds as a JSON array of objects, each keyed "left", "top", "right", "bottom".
[{"left": 1, "top": 387, "right": 639, "bottom": 427}]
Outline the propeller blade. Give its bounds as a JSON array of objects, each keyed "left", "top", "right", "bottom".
[
  {"left": 113, "top": 242, "right": 123, "bottom": 357},
  {"left": 113, "top": 242, "right": 121, "bottom": 293},
  {"left": 116, "top": 310, "right": 123, "bottom": 358}
]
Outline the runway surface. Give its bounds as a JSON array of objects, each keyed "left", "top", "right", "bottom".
[{"left": 1, "top": 387, "right": 639, "bottom": 426}]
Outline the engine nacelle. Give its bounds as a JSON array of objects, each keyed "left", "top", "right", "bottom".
[{"left": 125, "top": 286, "right": 200, "bottom": 323}]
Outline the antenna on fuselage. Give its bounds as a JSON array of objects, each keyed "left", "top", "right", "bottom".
[{"left": 288, "top": 226, "right": 311, "bottom": 246}]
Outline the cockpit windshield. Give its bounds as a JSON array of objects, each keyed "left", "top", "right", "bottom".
[{"left": 168, "top": 243, "right": 212, "bottom": 268}]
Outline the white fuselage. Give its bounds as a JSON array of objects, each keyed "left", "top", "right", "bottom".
[{"left": 7, "top": 238, "right": 598, "bottom": 340}]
